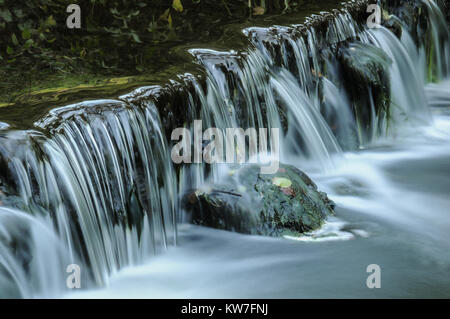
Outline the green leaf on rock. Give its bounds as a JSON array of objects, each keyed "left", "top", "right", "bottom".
[{"left": 272, "top": 177, "right": 292, "bottom": 188}]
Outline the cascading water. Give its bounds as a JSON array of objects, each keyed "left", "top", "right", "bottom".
[
  {"left": 184, "top": 1, "right": 442, "bottom": 174},
  {"left": 422, "top": 0, "right": 450, "bottom": 80},
  {"left": 366, "top": 27, "right": 430, "bottom": 124},
  {"left": 0, "top": 0, "right": 449, "bottom": 298},
  {"left": 0, "top": 207, "right": 71, "bottom": 297},
  {"left": 0, "top": 100, "right": 177, "bottom": 297}
]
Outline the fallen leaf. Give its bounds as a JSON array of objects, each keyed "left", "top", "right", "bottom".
[
  {"left": 159, "top": 8, "right": 170, "bottom": 21},
  {"left": 253, "top": 6, "right": 265, "bottom": 15},
  {"left": 168, "top": 13, "right": 173, "bottom": 28},
  {"left": 281, "top": 187, "right": 295, "bottom": 197},
  {"left": 172, "top": 0, "right": 184, "bottom": 12},
  {"left": 272, "top": 177, "right": 292, "bottom": 188},
  {"left": 11, "top": 33, "right": 19, "bottom": 46},
  {"left": 311, "top": 68, "right": 323, "bottom": 77}
]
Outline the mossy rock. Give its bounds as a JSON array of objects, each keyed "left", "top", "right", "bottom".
[
  {"left": 336, "top": 41, "right": 392, "bottom": 141},
  {"left": 338, "top": 42, "right": 392, "bottom": 93},
  {"left": 183, "top": 163, "right": 335, "bottom": 236}
]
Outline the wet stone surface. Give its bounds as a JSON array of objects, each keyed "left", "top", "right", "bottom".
[{"left": 183, "top": 163, "right": 335, "bottom": 236}]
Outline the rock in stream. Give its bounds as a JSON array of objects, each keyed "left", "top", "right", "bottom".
[{"left": 183, "top": 164, "right": 335, "bottom": 237}]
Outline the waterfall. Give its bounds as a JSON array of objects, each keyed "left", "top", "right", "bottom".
[
  {"left": 0, "top": 207, "right": 71, "bottom": 298},
  {"left": 421, "top": 0, "right": 450, "bottom": 80},
  {"left": 185, "top": 1, "right": 447, "bottom": 172},
  {"left": 366, "top": 27, "right": 430, "bottom": 125},
  {"left": 0, "top": 100, "right": 177, "bottom": 296},
  {"left": 0, "top": 0, "right": 449, "bottom": 297},
  {"left": 271, "top": 70, "right": 341, "bottom": 169}
]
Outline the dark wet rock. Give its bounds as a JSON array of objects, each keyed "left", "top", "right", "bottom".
[
  {"left": 443, "top": 0, "right": 450, "bottom": 24},
  {"left": 381, "top": 0, "right": 444, "bottom": 47},
  {"left": 338, "top": 42, "right": 392, "bottom": 91},
  {"left": 0, "top": 188, "right": 4, "bottom": 206},
  {"left": 336, "top": 41, "right": 391, "bottom": 142},
  {"left": 119, "top": 73, "right": 204, "bottom": 139},
  {"left": 183, "top": 164, "right": 335, "bottom": 236},
  {"left": 383, "top": 13, "right": 403, "bottom": 38}
]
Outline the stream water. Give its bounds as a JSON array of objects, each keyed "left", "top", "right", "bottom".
[
  {"left": 68, "top": 0, "right": 450, "bottom": 298},
  {"left": 68, "top": 105, "right": 450, "bottom": 298},
  {"left": 0, "top": 0, "right": 449, "bottom": 298}
]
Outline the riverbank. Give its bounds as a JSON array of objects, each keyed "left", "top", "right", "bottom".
[{"left": 0, "top": 0, "right": 341, "bottom": 118}]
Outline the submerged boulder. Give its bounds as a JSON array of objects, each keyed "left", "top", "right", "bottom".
[{"left": 183, "top": 164, "right": 335, "bottom": 237}]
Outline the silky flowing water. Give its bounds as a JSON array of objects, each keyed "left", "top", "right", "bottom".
[
  {"left": 0, "top": 0, "right": 449, "bottom": 298},
  {"left": 67, "top": 104, "right": 450, "bottom": 298}
]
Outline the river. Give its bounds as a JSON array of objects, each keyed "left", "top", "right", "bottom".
[{"left": 68, "top": 105, "right": 450, "bottom": 298}]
